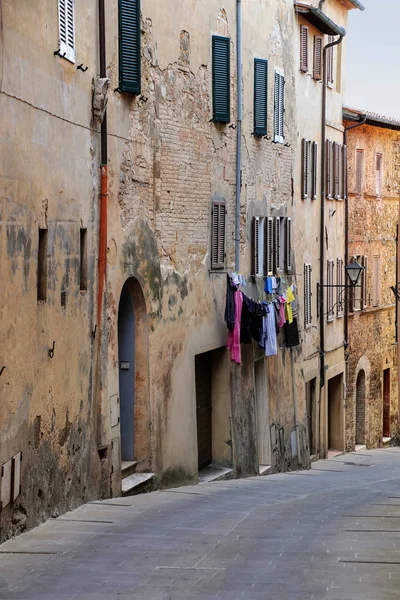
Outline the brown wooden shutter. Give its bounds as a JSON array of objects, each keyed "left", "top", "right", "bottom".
[
  {"left": 343, "top": 144, "right": 348, "bottom": 200},
  {"left": 313, "top": 35, "right": 323, "bottom": 80},
  {"left": 376, "top": 153, "right": 383, "bottom": 197},
  {"left": 362, "top": 255, "right": 368, "bottom": 309},
  {"left": 211, "top": 200, "right": 226, "bottom": 269},
  {"left": 251, "top": 217, "right": 259, "bottom": 276},
  {"left": 334, "top": 143, "right": 340, "bottom": 199},
  {"left": 300, "top": 25, "right": 309, "bottom": 73},
  {"left": 312, "top": 142, "right": 318, "bottom": 200},
  {"left": 372, "top": 255, "right": 380, "bottom": 307},
  {"left": 356, "top": 149, "right": 363, "bottom": 195},
  {"left": 327, "top": 36, "right": 334, "bottom": 84},
  {"left": 302, "top": 139, "right": 309, "bottom": 199},
  {"left": 348, "top": 256, "right": 356, "bottom": 312},
  {"left": 326, "top": 140, "right": 333, "bottom": 198}
]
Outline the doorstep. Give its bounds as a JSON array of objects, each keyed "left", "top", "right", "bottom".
[{"left": 199, "top": 464, "right": 233, "bottom": 484}]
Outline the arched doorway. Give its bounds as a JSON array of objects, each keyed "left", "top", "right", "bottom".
[
  {"left": 117, "top": 277, "right": 151, "bottom": 469},
  {"left": 356, "top": 370, "right": 366, "bottom": 445},
  {"left": 118, "top": 283, "right": 136, "bottom": 461}
]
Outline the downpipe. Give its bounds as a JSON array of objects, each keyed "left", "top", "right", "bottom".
[{"left": 235, "top": 0, "right": 242, "bottom": 271}]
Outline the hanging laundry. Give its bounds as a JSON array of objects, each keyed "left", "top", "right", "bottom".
[
  {"left": 224, "top": 274, "right": 236, "bottom": 332},
  {"left": 240, "top": 295, "right": 254, "bottom": 344},
  {"left": 259, "top": 302, "right": 277, "bottom": 357},
  {"left": 227, "top": 290, "right": 243, "bottom": 364},
  {"left": 284, "top": 318, "right": 300, "bottom": 348},
  {"left": 278, "top": 296, "right": 286, "bottom": 329},
  {"left": 250, "top": 303, "right": 266, "bottom": 343},
  {"left": 285, "top": 286, "right": 295, "bottom": 325},
  {"left": 264, "top": 277, "right": 273, "bottom": 295}
]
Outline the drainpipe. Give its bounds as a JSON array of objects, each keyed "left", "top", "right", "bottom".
[
  {"left": 319, "top": 34, "right": 344, "bottom": 390},
  {"left": 318, "top": 0, "right": 327, "bottom": 8},
  {"left": 98, "top": 0, "right": 108, "bottom": 326},
  {"left": 235, "top": 0, "right": 242, "bottom": 272},
  {"left": 343, "top": 115, "right": 366, "bottom": 348}
]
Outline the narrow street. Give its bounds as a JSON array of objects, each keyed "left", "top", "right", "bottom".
[{"left": 0, "top": 449, "right": 400, "bottom": 600}]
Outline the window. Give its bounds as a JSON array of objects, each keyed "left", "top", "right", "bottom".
[
  {"left": 372, "top": 255, "right": 380, "bottom": 307},
  {"left": 327, "top": 260, "right": 334, "bottom": 321},
  {"left": 313, "top": 36, "right": 323, "bottom": 80},
  {"left": 376, "top": 153, "right": 383, "bottom": 197},
  {"left": 274, "top": 69, "right": 285, "bottom": 143},
  {"left": 356, "top": 149, "right": 363, "bottom": 195},
  {"left": 80, "top": 228, "right": 88, "bottom": 292},
  {"left": 327, "top": 36, "right": 334, "bottom": 85},
  {"left": 337, "top": 258, "right": 343, "bottom": 317},
  {"left": 37, "top": 229, "right": 48, "bottom": 302},
  {"left": 300, "top": 25, "right": 309, "bottom": 73},
  {"left": 212, "top": 36, "right": 230, "bottom": 123},
  {"left": 254, "top": 59, "right": 268, "bottom": 136},
  {"left": 304, "top": 264, "right": 312, "bottom": 327},
  {"left": 251, "top": 216, "right": 291, "bottom": 276},
  {"left": 211, "top": 199, "right": 226, "bottom": 269},
  {"left": 119, "top": 0, "right": 141, "bottom": 94},
  {"left": 58, "top": 0, "right": 75, "bottom": 63}
]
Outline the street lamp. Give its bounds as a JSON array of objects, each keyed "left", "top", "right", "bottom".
[{"left": 345, "top": 260, "right": 364, "bottom": 287}]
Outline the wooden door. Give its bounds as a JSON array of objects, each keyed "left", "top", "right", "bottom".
[
  {"left": 383, "top": 369, "right": 391, "bottom": 437},
  {"left": 195, "top": 353, "right": 212, "bottom": 470}
]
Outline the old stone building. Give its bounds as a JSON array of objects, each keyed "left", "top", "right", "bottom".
[
  {"left": 343, "top": 107, "right": 399, "bottom": 450},
  {"left": 0, "top": 0, "right": 365, "bottom": 541},
  {"left": 294, "top": 0, "right": 364, "bottom": 459}
]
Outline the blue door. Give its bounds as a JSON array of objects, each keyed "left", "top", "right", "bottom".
[{"left": 118, "top": 284, "right": 135, "bottom": 461}]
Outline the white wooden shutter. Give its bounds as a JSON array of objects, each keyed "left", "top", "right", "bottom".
[
  {"left": 304, "top": 264, "right": 312, "bottom": 327},
  {"left": 252, "top": 217, "right": 260, "bottom": 276},
  {"left": 58, "top": 0, "right": 75, "bottom": 63},
  {"left": 302, "top": 139, "right": 309, "bottom": 199},
  {"left": 312, "top": 142, "right": 318, "bottom": 200},
  {"left": 274, "top": 217, "right": 281, "bottom": 272},
  {"left": 266, "top": 217, "right": 274, "bottom": 275},
  {"left": 285, "top": 217, "right": 292, "bottom": 273},
  {"left": 274, "top": 70, "right": 284, "bottom": 143}
]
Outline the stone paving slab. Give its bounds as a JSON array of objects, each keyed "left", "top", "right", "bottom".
[{"left": 1, "top": 449, "right": 400, "bottom": 599}]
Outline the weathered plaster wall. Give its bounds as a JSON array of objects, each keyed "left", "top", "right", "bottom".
[
  {"left": 345, "top": 121, "right": 399, "bottom": 450},
  {"left": 0, "top": 0, "right": 103, "bottom": 541}
]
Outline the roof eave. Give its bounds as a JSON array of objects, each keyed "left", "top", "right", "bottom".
[
  {"left": 294, "top": 2, "right": 346, "bottom": 37},
  {"left": 343, "top": 108, "right": 400, "bottom": 132},
  {"left": 348, "top": 0, "right": 365, "bottom": 11}
]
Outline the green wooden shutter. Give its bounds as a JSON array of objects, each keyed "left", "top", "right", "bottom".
[
  {"left": 212, "top": 36, "right": 230, "bottom": 123},
  {"left": 119, "top": 0, "right": 141, "bottom": 94},
  {"left": 254, "top": 59, "right": 268, "bottom": 136}
]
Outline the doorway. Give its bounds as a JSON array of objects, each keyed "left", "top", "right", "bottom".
[
  {"left": 195, "top": 353, "right": 212, "bottom": 470},
  {"left": 306, "top": 378, "right": 317, "bottom": 456},
  {"left": 328, "top": 373, "right": 344, "bottom": 453},
  {"left": 355, "top": 370, "right": 366, "bottom": 445},
  {"left": 383, "top": 368, "right": 391, "bottom": 438},
  {"left": 255, "top": 359, "right": 271, "bottom": 467},
  {"left": 118, "top": 283, "right": 136, "bottom": 461}
]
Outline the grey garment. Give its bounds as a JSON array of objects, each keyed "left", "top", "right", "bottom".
[{"left": 264, "top": 302, "right": 277, "bottom": 357}]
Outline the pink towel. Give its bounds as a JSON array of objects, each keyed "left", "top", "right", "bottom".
[{"left": 227, "top": 290, "right": 243, "bottom": 364}]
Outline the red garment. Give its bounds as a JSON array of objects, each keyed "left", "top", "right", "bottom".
[{"left": 227, "top": 290, "right": 243, "bottom": 364}]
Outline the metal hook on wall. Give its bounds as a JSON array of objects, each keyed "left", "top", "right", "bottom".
[
  {"left": 54, "top": 49, "right": 66, "bottom": 58},
  {"left": 0, "top": 366, "right": 6, "bottom": 376},
  {"left": 48, "top": 341, "right": 56, "bottom": 359},
  {"left": 77, "top": 64, "right": 88, "bottom": 72}
]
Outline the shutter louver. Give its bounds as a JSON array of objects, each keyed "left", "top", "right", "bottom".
[
  {"left": 302, "top": 139, "right": 309, "bottom": 199},
  {"left": 304, "top": 264, "right": 312, "bottom": 327},
  {"left": 285, "top": 217, "right": 292, "bottom": 273},
  {"left": 313, "top": 36, "right": 323, "bottom": 80},
  {"left": 266, "top": 217, "right": 274, "bottom": 275},
  {"left": 254, "top": 59, "right": 268, "bottom": 136},
  {"left": 213, "top": 36, "right": 230, "bottom": 124},
  {"left": 119, "top": 0, "right": 141, "bottom": 94},
  {"left": 251, "top": 217, "right": 260, "bottom": 276},
  {"left": 312, "top": 142, "right": 318, "bottom": 200},
  {"left": 300, "top": 25, "right": 309, "bottom": 73},
  {"left": 58, "top": 0, "right": 75, "bottom": 63},
  {"left": 211, "top": 200, "right": 226, "bottom": 269},
  {"left": 326, "top": 140, "right": 333, "bottom": 198}
]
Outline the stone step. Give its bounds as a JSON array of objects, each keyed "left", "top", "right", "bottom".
[
  {"left": 122, "top": 472, "right": 155, "bottom": 496},
  {"left": 199, "top": 464, "right": 233, "bottom": 484},
  {"left": 121, "top": 460, "right": 137, "bottom": 478},
  {"left": 259, "top": 464, "right": 272, "bottom": 476}
]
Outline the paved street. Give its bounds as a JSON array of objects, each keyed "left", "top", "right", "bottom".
[{"left": 1, "top": 449, "right": 400, "bottom": 600}]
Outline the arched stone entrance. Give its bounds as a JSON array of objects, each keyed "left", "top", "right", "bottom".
[
  {"left": 117, "top": 277, "right": 150, "bottom": 468},
  {"left": 356, "top": 370, "right": 366, "bottom": 445}
]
